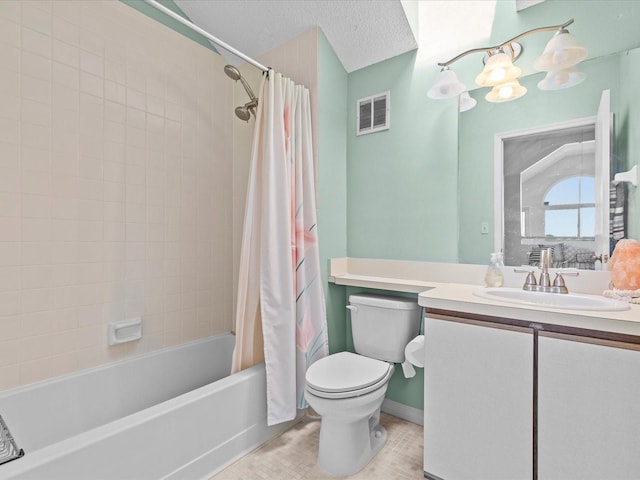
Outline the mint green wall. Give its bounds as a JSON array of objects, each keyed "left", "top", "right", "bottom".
[
  {"left": 458, "top": 54, "right": 622, "bottom": 264},
  {"left": 318, "top": 32, "right": 349, "bottom": 354},
  {"left": 347, "top": 51, "right": 459, "bottom": 262}
]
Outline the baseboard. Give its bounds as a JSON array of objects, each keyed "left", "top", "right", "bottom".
[{"left": 381, "top": 398, "right": 424, "bottom": 426}]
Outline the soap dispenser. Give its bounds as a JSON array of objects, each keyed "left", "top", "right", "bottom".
[{"left": 485, "top": 252, "right": 504, "bottom": 287}]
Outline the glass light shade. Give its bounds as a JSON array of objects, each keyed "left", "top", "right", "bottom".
[
  {"left": 459, "top": 91, "right": 477, "bottom": 112},
  {"left": 537, "top": 67, "right": 586, "bottom": 90},
  {"left": 485, "top": 80, "right": 527, "bottom": 103},
  {"left": 534, "top": 30, "right": 588, "bottom": 71},
  {"left": 427, "top": 68, "right": 466, "bottom": 99},
  {"left": 475, "top": 52, "right": 522, "bottom": 87}
]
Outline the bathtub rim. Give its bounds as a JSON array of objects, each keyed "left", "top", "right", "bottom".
[{"left": 0, "top": 333, "right": 236, "bottom": 400}]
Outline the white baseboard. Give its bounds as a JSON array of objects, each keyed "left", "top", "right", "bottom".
[{"left": 381, "top": 398, "right": 424, "bottom": 426}]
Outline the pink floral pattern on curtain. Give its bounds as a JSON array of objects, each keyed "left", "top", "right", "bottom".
[{"left": 232, "top": 70, "right": 328, "bottom": 425}]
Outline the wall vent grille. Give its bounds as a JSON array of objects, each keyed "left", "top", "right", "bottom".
[{"left": 357, "top": 91, "right": 390, "bottom": 136}]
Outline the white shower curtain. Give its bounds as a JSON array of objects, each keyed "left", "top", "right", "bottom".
[{"left": 232, "top": 70, "right": 329, "bottom": 426}]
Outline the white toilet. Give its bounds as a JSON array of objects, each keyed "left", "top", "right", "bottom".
[{"left": 304, "top": 293, "right": 421, "bottom": 477}]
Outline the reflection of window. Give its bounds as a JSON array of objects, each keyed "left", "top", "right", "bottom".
[{"left": 544, "top": 176, "right": 595, "bottom": 238}]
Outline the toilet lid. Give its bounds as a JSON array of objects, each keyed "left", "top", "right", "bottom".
[{"left": 305, "top": 351, "right": 392, "bottom": 394}]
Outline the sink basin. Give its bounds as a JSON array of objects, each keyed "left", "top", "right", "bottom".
[{"left": 473, "top": 287, "right": 630, "bottom": 312}]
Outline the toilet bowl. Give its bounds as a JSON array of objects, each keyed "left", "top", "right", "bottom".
[
  {"left": 304, "top": 351, "right": 395, "bottom": 477},
  {"left": 304, "top": 294, "right": 422, "bottom": 477}
]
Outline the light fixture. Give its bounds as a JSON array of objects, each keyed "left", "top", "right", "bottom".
[
  {"left": 537, "top": 67, "right": 586, "bottom": 90},
  {"left": 534, "top": 29, "right": 588, "bottom": 71},
  {"left": 428, "top": 19, "right": 587, "bottom": 105},
  {"left": 459, "top": 92, "right": 477, "bottom": 112},
  {"left": 427, "top": 67, "right": 466, "bottom": 99},
  {"left": 485, "top": 80, "right": 527, "bottom": 103}
]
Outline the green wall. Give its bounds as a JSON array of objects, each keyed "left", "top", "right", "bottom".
[
  {"left": 318, "top": 32, "right": 349, "bottom": 354},
  {"left": 347, "top": 51, "right": 459, "bottom": 262}
]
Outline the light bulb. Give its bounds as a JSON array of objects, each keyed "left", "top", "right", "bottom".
[
  {"left": 555, "top": 70, "right": 570, "bottom": 85},
  {"left": 552, "top": 49, "right": 569, "bottom": 66},
  {"left": 490, "top": 68, "right": 506, "bottom": 83},
  {"left": 499, "top": 85, "right": 513, "bottom": 99}
]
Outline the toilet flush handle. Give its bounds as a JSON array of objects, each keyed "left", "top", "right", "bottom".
[{"left": 346, "top": 305, "right": 358, "bottom": 313}]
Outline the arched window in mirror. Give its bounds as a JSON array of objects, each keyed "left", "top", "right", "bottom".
[{"left": 544, "top": 176, "right": 595, "bottom": 238}]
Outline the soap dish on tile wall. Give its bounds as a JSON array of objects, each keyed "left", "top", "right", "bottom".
[{"left": 108, "top": 318, "right": 143, "bottom": 346}]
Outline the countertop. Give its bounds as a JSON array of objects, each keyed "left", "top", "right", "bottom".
[
  {"left": 418, "top": 282, "right": 640, "bottom": 338},
  {"left": 329, "top": 258, "right": 639, "bottom": 339}
]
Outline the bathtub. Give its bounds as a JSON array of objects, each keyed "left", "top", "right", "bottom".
[{"left": 0, "top": 334, "right": 295, "bottom": 480}]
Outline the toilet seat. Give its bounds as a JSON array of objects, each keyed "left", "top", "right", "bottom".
[{"left": 305, "top": 352, "right": 393, "bottom": 400}]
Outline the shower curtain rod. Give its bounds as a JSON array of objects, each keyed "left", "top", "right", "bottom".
[{"left": 143, "top": 0, "right": 269, "bottom": 73}]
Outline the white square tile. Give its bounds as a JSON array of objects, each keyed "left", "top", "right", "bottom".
[
  {"left": 52, "top": 15, "right": 78, "bottom": 46},
  {"left": 22, "top": 50, "right": 51, "bottom": 81},
  {"left": 0, "top": 191, "right": 20, "bottom": 217},
  {"left": 103, "top": 181, "right": 125, "bottom": 203},
  {"left": 76, "top": 220, "right": 102, "bottom": 242},
  {"left": 21, "top": 218, "right": 51, "bottom": 242},
  {"left": 0, "top": 119, "right": 19, "bottom": 148},
  {"left": 80, "top": 71, "right": 103, "bottom": 98},
  {"left": 22, "top": 26, "right": 51, "bottom": 57},
  {"left": 22, "top": 4, "right": 52, "bottom": 36},
  {"left": 53, "top": 38, "right": 78, "bottom": 68},
  {"left": 22, "top": 193, "right": 51, "bottom": 218},
  {"left": 21, "top": 241, "right": 51, "bottom": 265},
  {"left": 22, "top": 146, "right": 52, "bottom": 172},
  {"left": 22, "top": 74, "right": 52, "bottom": 104}
]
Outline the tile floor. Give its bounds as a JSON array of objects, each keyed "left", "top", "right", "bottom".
[{"left": 211, "top": 413, "right": 424, "bottom": 480}]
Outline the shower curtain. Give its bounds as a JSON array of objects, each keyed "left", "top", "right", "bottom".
[{"left": 232, "top": 70, "right": 329, "bottom": 426}]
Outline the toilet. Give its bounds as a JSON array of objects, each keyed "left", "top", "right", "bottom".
[{"left": 304, "top": 293, "right": 422, "bottom": 477}]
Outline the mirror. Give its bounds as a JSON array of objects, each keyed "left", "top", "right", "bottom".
[
  {"left": 458, "top": 48, "right": 639, "bottom": 266},
  {"left": 499, "top": 120, "right": 600, "bottom": 269}
]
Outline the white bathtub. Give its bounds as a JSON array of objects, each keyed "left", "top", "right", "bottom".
[{"left": 0, "top": 334, "right": 294, "bottom": 480}]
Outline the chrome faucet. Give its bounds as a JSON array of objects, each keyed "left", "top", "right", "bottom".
[{"left": 515, "top": 248, "right": 579, "bottom": 294}]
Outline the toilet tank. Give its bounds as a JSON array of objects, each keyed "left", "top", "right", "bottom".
[{"left": 348, "top": 294, "right": 422, "bottom": 363}]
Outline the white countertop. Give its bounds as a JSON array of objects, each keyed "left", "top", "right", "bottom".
[
  {"left": 418, "top": 282, "right": 640, "bottom": 338},
  {"left": 329, "top": 258, "right": 640, "bottom": 338}
]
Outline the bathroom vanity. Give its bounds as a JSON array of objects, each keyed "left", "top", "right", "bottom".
[
  {"left": 328, "top": 258, "right": 640, "bottom": 480},
  {"left": 419, "top": 284, "right": 640, "bottom": 480}
]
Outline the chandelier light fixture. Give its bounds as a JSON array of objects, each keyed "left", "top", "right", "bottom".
[{"left": 427, "top": 19, "right": 587, "bottom": 109}]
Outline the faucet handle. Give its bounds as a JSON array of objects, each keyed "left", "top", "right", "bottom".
[
  {"left": 514, "top": 268, "right": 537, "bottom": 290},
  {"left": 552, "top": 273, "right": 569, "bottom": 294}
]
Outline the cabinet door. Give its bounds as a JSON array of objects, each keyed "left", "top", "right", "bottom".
[
  {"left": 423, "top": 317, "right": 533, "bottom": 480},
  {"left": 538, "top": 335, "right": 640, "bottom": 479}
]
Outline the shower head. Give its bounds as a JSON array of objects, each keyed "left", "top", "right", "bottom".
[
  {"left": 235, "top": 99, "right": 258, "bottom": 122},
  {"left": 235, "top": 105, "right": 252, "bottom": 122},
  {"left": 224, "top": 64, "right": 257, "bottom": 101},
  {"left": 224, "top": 64, "right": 242, "bottom": 81}
]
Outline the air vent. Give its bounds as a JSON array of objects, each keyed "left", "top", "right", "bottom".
[{"left": 356, "top": 91, "right": 390, "bottom": 136}]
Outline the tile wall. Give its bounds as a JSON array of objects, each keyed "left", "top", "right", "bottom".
[{"left": 0, "top": 0, "right": 234, "bottom": 391}]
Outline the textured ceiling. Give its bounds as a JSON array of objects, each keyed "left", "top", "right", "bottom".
[{"left": 175, "top": 0, "right": 418, "bottom": 73}]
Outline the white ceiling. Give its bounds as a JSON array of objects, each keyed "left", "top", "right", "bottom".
[{"left": 175, "top": 0, "right": 419, "bottom": 73}]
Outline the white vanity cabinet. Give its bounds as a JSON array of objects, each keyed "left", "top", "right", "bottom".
[
  {"left": 538, "top": 334, "right": 640, "bottom": 480},
  {"left": 423, "top": 316, "right": 534, "bottom": 480}
]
